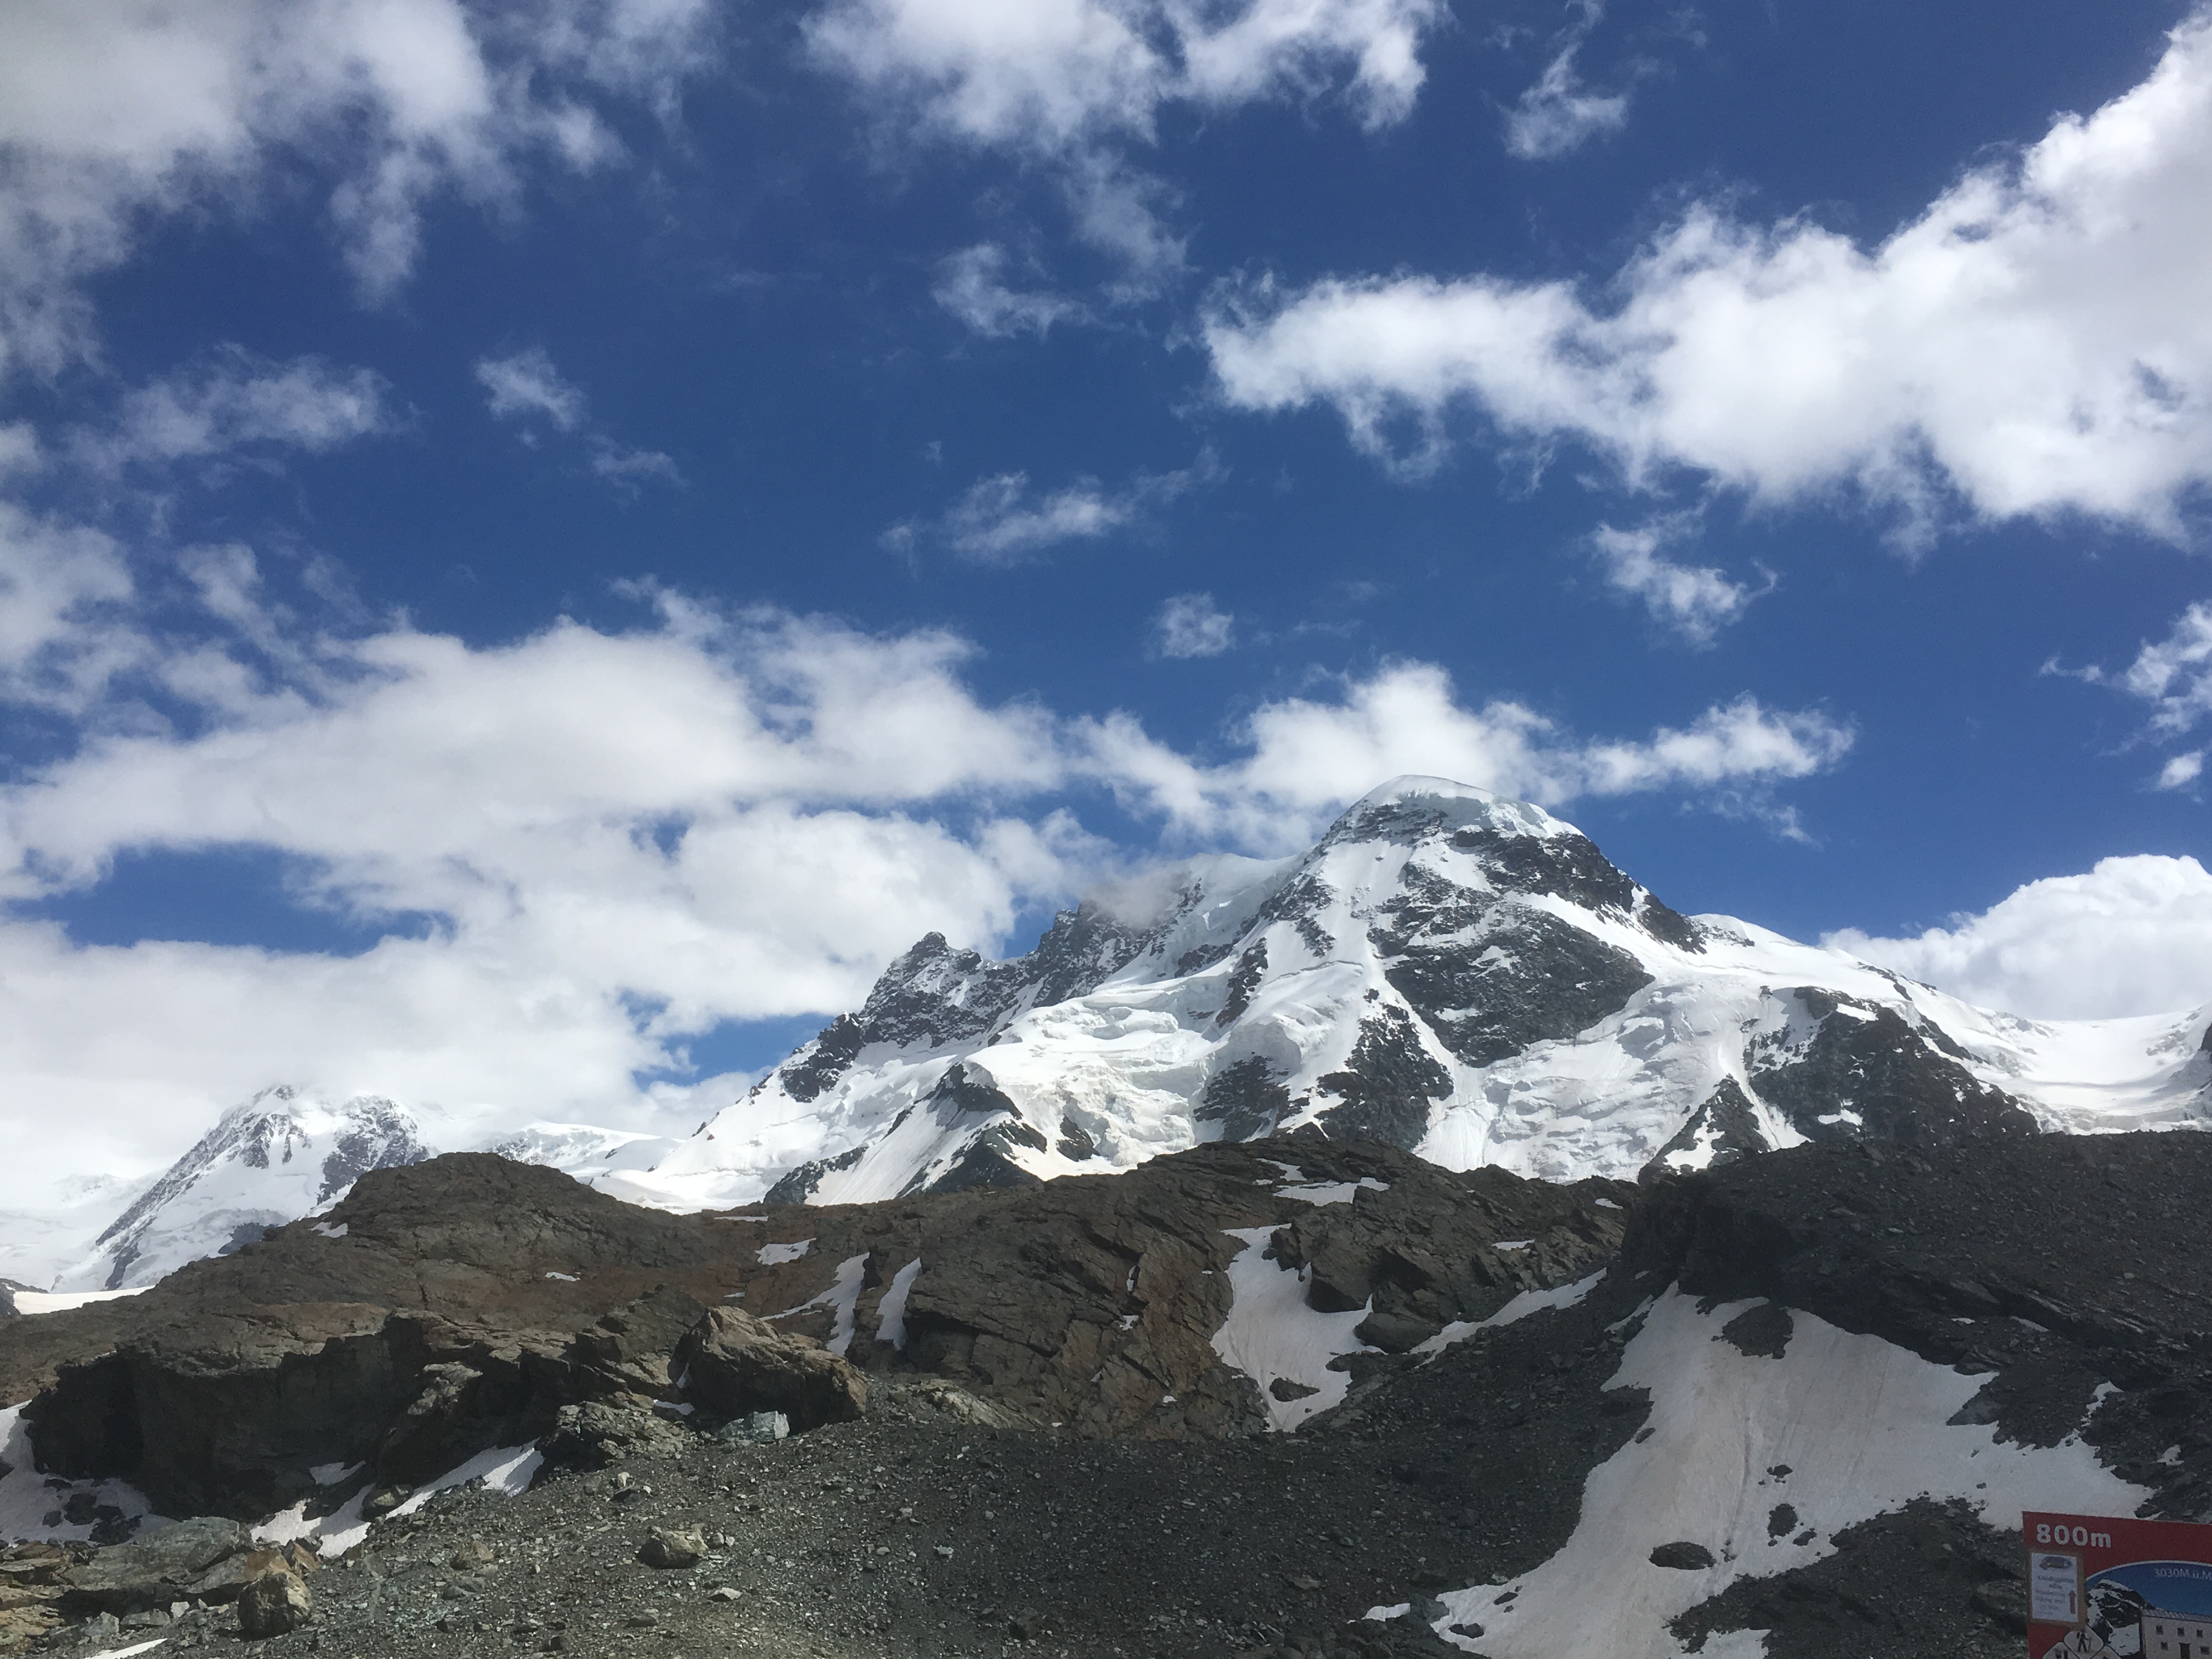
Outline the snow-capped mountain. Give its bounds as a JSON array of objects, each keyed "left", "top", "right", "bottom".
[
  {"left": 55, "top": 1087, "right": 435, "bottom": 1292},
  {"left": 611, "top": 776, "right": 2211, "bottom": 1211},
  {"left": 50, "top": 1090, "right": 679, "bottom": 1293},
  {"left": 25, "top": 775, "right": 2212, "bottom": 1288}
]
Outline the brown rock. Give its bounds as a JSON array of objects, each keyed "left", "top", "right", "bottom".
[
  {"left": 237, "top": 1567, "right": 313, "bottom": 1638},
  {"left": 637, "top": 1527, "right": 708, "bottom": 1569},
  {"left": 676, "top": 1307, "right": 867, "bottom": 1431}
]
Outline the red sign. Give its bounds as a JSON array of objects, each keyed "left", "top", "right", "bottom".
[{"left": 2024, "top": 1511, "right": 2212, "bottom": 1658}]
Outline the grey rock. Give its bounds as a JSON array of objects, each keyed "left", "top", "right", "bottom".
[
  {"left": 62, "top": 1516, "right": 251, "bottom": 1614},
  {"left": 1650, "top": 1542, "right": 1716, "bottom": 1570}
]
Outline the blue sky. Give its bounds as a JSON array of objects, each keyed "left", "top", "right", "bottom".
[{"left": 2, "top": 0, "right": 2210, "bottom": 1197}]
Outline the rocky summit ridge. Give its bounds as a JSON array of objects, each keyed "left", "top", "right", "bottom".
[{"left": 621, "top": 775, "right": 2212, "bottom": 1212}]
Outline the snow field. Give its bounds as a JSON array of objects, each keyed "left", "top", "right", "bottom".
[
  {"left": 0, "top": 1403, "right": 160, "bottom": 1546},
  {"left": 1432, "top": 1289, "right": 2146, "bottom": 1658},
  {"left": 768, "top": 1252, "right": 868, "bottom": 1356},
  {"left": 1209, "top": 1227, "right": 1373, "bottom": 1431}
]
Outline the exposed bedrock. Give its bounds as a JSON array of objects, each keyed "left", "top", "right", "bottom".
[
  {"left": 1629, "top": 1131, "right": 2212, "bottom": 1517},
  {"left": 5, "top": 1140, "right": 1624, "bottom": 1520}
]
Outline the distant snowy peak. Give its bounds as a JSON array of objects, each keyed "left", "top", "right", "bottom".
[
  {"left": 620, "top": 774, "right": 2203, "bottom": 1214},
  {"left": 61, "top": 1086, "right": 433, "bottom": 1291}
]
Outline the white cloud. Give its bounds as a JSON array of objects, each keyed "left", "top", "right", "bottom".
[
  {"left": 0, "top": 503, "right": 138, "bottom": 710},
  {"left": 1591, "top": 518, "right": 1768, "bottom": 644},
  {"left": 806, "top": 0, "right": 1443, "bottom": 151},
  {"left": 0, "top": 0, "right": 717, "bottom": 378},
  {"left": 2104, "top": 601, "right": 2212, "bottom": 735},
  {"left": 1207, "top": 8, "right": 2212, "bottom": 532},
  {"left": 926, "top": 459, "right": 1205, "bottom": 562},
  {"left": 1082, "top": 662, "right": 1853, "bottom": 850},
  {"left": 933, "top": 244, "right": 1087, "bottom": 337},
  {"left": 0, "top": 522, "right": 1856, "bottom": 1202},
  {"left": 477, "top": 347, "right": 589, "bottom": 430},
  {"left": 76, "top": 348, "right": 394, "bottom": 471},
  {"left": 477, "top": 345, "right": 680, "bottom": 487},
  {"left": 1504, "top": 43, "right": 1628, "bottom": 160},
  {"left": 1152, "top": 592, "right": 1235, "bottom": 658},
  {"left": 2157, "top": 749, "right": 2204, "bottom": 789},
  {"left": 1828, "top": 855, "right": 2212, "bottom": 1020},
  {"left": 807, "top": 0, "right": 1443, "bottom": 294}
]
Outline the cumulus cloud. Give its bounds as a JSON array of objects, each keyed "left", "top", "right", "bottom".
[
  {"left": 477, "top": 346, "right": 680, "bottom": 487},
  {"left": 1082, "top": 662, "right": 1853, "bottom": 850},
  {"left": 1504, "top": 43, "right": 1628, "bottom": 160},
  {"left": 0, "top": 0, "right": 717, "bottom": 378},
  {"left": 806, "top": 0, "right": 1443, "bottom": 150},
  {"left": 0, "top": 517, "right": 1856, "bottom": 1201},
  {"left": 808, "top": 0, "right": 1443, "bottom": 296},
  {"left": 1591, "top": 518, "right": 1769, "bottom": 644},
  {"left": 1152, "top": 592, "right": 1235, "bottom": 658},
  {"left": 1207, "top": 8, "right": 2212, "bottom": 533},
  {"left": 1829, "top": 855, "right": 2212, "bottom": 1020},
  {"left": 933, "top": 244, "right": 1088, "bottom": 337}
]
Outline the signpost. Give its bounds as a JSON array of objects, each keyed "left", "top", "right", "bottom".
[{"left": 2025, "top": 1512, "right": 2212, "bottom": 1658}]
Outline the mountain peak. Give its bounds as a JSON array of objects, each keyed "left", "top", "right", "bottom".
[{"left": 1331, "top": 775, "right": 1575, "bottom": 844}]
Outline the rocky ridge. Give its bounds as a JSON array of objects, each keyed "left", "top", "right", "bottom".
[{"left": 5, "top": 1125, "right": 2211, "bottom": 1656}]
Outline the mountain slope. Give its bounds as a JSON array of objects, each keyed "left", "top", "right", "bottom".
[
  {"left": 614, "top": 776, "right": 2211, "bottom": 1211},
  {"left": 51, "top": 1091, "right": 679, "bottom": 1293}
]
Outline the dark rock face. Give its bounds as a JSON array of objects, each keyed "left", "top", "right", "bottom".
[
  {"left": 1315, "top": 1009, "right": 1453, "bottom": 1148},
  {"left": 676, "top": 1307, "right": 868, "bottom": 1429},
  {"left": 1671, "top": 1499, "right": 2026, "bottom": 1659},
  {"left": 1381, "top": 904, "right": 1653, "bottom": 1068},
  {"left": 1650, "top": 1542, "right": 1716, "bottom": 1570},
  {"left": 1642, "top": 1077, "right": 1772, "bottom": 1180},
  {"left": 1197, "top": 1057, "right": 1290, "bottom": 1141},
  {"left": 1747, "top": 990, "right": 2037, "bottom": 1146},
  {"left": 762, "top": 1144, "right": 863, "bottom": 1206},
  {"left": 1625, "top": 1130, "right": 2212, "bottom": 1516},
  {"left": 1246, "top": 1146, "right": 1625, "bottom": 1354},
  {"left": 1214, "top": 940, "right": 1268, "bottom": 1025}
]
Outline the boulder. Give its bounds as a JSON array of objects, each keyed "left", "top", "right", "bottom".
[
  {"left": 61, "top": 1516, "right": 250, "bottom": 1615},
  {"left": 637, "top": 1527, "right": 708, "bottom": 1569},
  {"left": 236, "top": 1567, "right": 313, "bottom": 1638},
  {"left": 676, "top": 1307, "right": 867, "bottom": 1431}
]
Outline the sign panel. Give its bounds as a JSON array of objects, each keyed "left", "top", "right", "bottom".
[{"left": 2025, "top": 1512, "right": 2212, "bottom": 1659}]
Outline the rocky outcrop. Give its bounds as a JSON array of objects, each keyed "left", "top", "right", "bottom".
[
  {"left": 55, "top": 1516, "right": 250, "bottom": 1615},
  {"left": 676, "top": 1308, "right": 868, "bottom": 1429},
  {"left": 5, "top": 1138, "right": 1624, "bottom": 1522}
]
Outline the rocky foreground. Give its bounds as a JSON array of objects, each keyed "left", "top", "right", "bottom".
[{"left": 5, "top": 1130, "right": 2212, "bottom": 1657}]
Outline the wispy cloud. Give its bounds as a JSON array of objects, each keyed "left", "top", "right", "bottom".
[
  {"left": 933, "top": 245, "right": 1087, "bottom": 337},
  {"left": 476, "top": 347, "right": 680, "bottom": 489},
  {"left": 1504, "top": 42, "right": 1629, "bottom": 160},
  {"left": 893, "top": 456, "right": 1214, "bottom": 564},
  {"left": 74, "top": 348, "right": 395, "bottom": 473},
  {"left": 1590, "top": 517, "right": 1771, "bottom": 645}
]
